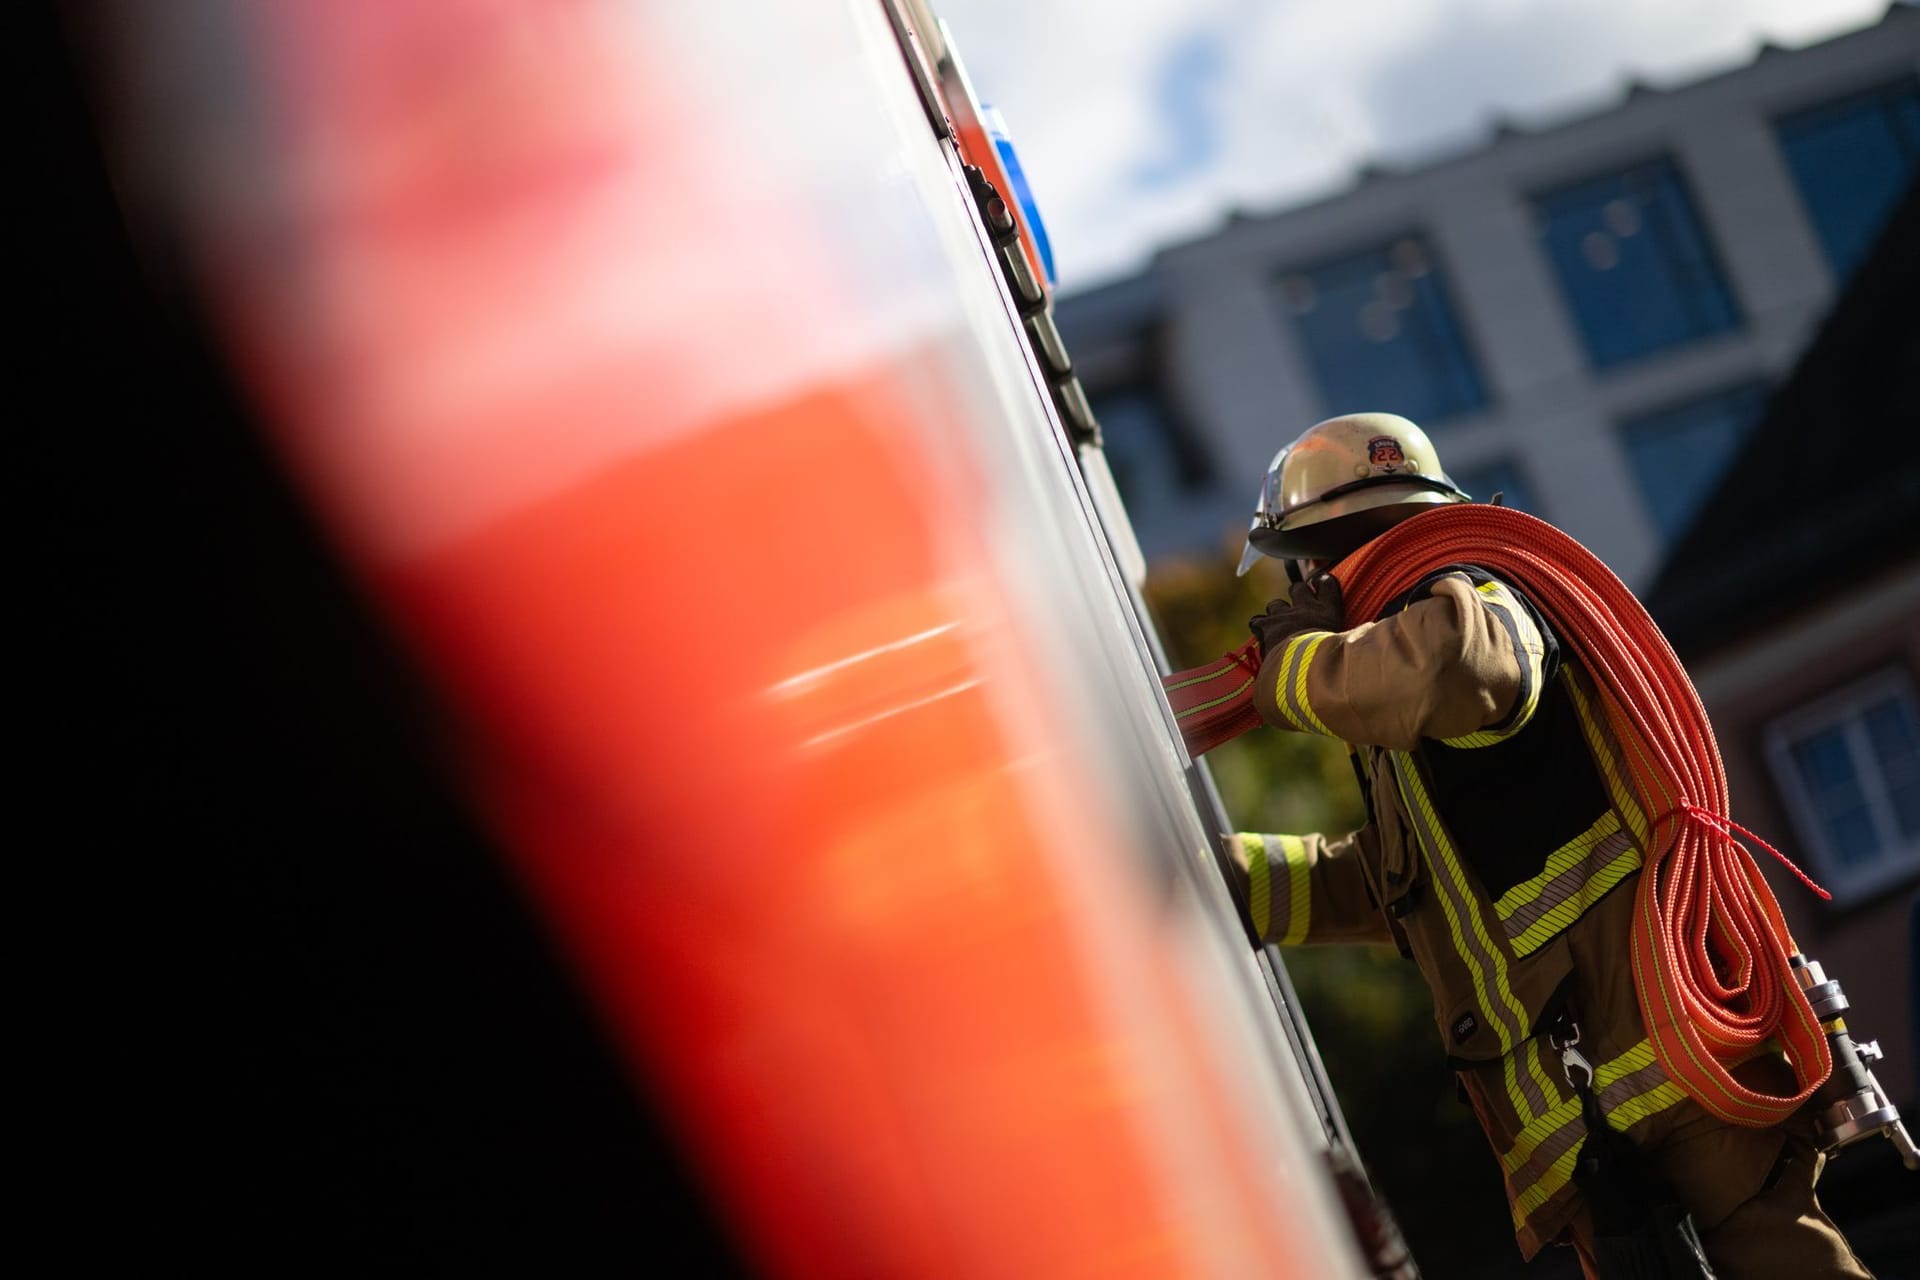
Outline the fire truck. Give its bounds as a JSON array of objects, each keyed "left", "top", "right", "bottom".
[{"left": 58, "top": 1, "right": 1413, "bottom": 1272}]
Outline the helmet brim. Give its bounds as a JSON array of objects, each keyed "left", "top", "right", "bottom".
[{"left": 1247, "top": 489, "right": 1457, "bottom": 561}]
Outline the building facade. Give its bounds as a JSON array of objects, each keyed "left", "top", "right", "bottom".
[
  {"left": 1642, "top": 175, "right": 1920, "bottom": 1128},
  {"left": 1058, "top": 6, "right": 1919, "bottom": 590}
]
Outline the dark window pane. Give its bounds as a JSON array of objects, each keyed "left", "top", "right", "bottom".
[
  {"left": 1091, "top": 385, "right": 1209, "bottom": 522},
  {"left": 1277, "top": 235, "right": 1486, "bottom": 425},
  {"left": 1533, "top": 157, "right": 1740, "bottom": 368},
  {"left": 1622, "top": 382, "right": 1768, "bottom": 541},
  {"left": 1450, "top": 458, "right": 1539, "bottom": 515},
  {"left": 1791, "top": 726, "right": 1880, "bottom": 867},
  {"left": 1777, "top": 79, "right": 1920, "bottom": 282},
  {"left": 1863, "top": 694, "right": 1920, "bottom": 839}
]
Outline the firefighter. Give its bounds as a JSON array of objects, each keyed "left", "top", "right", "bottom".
[{"left": 1226, "top": 412, "right": 1872, "bottom": 1278}]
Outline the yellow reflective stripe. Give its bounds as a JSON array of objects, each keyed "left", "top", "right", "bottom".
[
  {"left": 1502, "top": 1054, "right": 1528, "bottom": 1124},
  {"left": 1510, "top": 1133, "right": 1583, "bottom": 1225},
  {"left": 1502, "top": 1038, "right": 1689, "bottom": 1231},
  {"left": 1439, "top": 727, "right": 1503, "bottom": 748},
  {"left": 1565, "top": 672, "right": 1650, "bottom": 845},
  {"left": 1394, "top": 752, "right": 1537, "bottom": 1132},
  {"left": 1505, "top": 842, "right": 1641, "bottom": 957},
  {"left": 1501, "top": 1030, "right": 1556, "bottom": 1125},
  {"left": 1290, "top": 633, "right": 1336, "bottom": 736},
  {"left": 1267, "top": 633, "right": 1309, "bottom": 731},
  {"left": 1393, "top": 756, "right": 1515, "bottom": 1055},
  {"left": 1509, "top": 1075, "right": 1687, "bottom": 1227},
  {"left": 1436, "top": 584, "right": 1544, "bottom": 748},
  {"left": 1505, "top": 1050, "right": 1547, "bottom": 1127},
  {"left": 1498, "top": 1040, "right": 1663, "bottom": 1175},
  {"left": 1490, "top": 809, "right": 1647, "bottom": 959},
  {"left": 1274, "top": 632, "right": 1335, "bottom": 736},
  {"left": 1413, "top": 763, "right": 1529, "bottom": 1042},
  {"left": 1597, "top": 1038, "right": 1659, "bottom": 1084},
  {"left": 1607, "top": 1079, "right": 1687, "bottom": 1129},
  {"left": 1495, "top": 812, "right": 1622, "bottom": 921},
  {"left": 1277, "top": 835, "right": 1311, "bottom": 945},
  {"left": 1502, "top": 1095, "right": 1581, "bottom": 1175},
  {"left": 1525, "top": 1039, "right": 1561, "bottom": 1118},
  {"left": 1242, "top": 834, "right": 1271, "bottom": 938},
  {"left": 1480, "top": 580, "right": 1545, "bottom": 727},
  {"left": 1240, "top": 834, "right": 1311, "bottom": 944}
]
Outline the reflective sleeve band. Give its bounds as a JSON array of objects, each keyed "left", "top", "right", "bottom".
[
  {"left": 1270, "top": 631, "right": 1336, "bottom": 737},
  {"left": 1241, "top": 833, "right": 1271, "bottom": 939},
  {"left": 1277, "top": 835, "right": 1310, "bottom": 945},
  {"left": 1440, "top": 580, "right": 1546, "bottom": 747},
  {"left": 1238, "top": 833, "right": 1311, "bottom": 945}
]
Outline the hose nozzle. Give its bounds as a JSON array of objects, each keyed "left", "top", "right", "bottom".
[{"left": 1791, "top": 953, "right": 1920, "bottom": 1171}]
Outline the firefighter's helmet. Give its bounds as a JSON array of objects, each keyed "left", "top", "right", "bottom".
[{"left": 1236, "top": 412, "right": 1467, "bottom": 575}]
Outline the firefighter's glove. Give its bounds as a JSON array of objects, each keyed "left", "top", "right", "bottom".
[{"left": 1249, "top": 573, "right": 1344, "bottom": 656}]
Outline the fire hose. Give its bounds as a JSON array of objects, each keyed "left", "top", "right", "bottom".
[{"left": 1166, "top": 503, "right": 1914, "bottom": 1160}]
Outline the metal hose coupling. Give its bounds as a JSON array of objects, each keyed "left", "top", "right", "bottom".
[{"left": 1789, "top": 953, "right": 1919, "bottom": 1170}]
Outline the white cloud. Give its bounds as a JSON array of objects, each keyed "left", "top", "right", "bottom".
[{"left": 937, "top": 0, "right": 1891, "bottom": 288}]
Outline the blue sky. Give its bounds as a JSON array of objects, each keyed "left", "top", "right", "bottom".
[{"left": 936, "top": 0, "right": 1894, "bottom": 289}]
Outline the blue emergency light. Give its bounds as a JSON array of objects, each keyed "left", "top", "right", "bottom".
[{"left": 981, "top": 105, "right": 1056, "bottom": 287}]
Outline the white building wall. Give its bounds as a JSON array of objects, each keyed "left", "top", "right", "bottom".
[{"left": 1059, "top": 10, "right": 1920, "bottom": 589}]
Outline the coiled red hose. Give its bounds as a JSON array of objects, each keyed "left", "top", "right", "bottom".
[{"left": 1334, "top": 504, "right": 1830, "bottom": 1127}]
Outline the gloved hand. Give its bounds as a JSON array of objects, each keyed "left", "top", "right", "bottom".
[{"left": 1249, "top": 572, "right": 1344, "bottom": 655}]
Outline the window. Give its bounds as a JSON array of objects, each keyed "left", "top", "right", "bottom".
[
  {"left": 1620, "top": 382, "right": 1768, "bottom": 542},
  {"left": 1776, "top": 78, "right": 1920, "bottom": 282},
  {"left": 1532, "top": 157, "right": 1740, "bottom": 369},
  {"left": 1089, "top": 383, "right": 1211, "bottom": 522},
  {"left": 1766, "top": 669, "right": 1920, "bottom": 906},
  {"left": 1275, "top": 235, "right": 1487, "bottom": 426},
  {"left": 1450, "top": 457, "right": 1540, "bottom": 516}
]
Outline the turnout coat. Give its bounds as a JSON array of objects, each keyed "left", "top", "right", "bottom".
[{"left": 1229, "top": 566, "right": 1797, "bottom": 1258}]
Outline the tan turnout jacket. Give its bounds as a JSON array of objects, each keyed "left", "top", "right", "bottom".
[{"left": 1230, "top": 570, "right": 1795, "bottom": 1259}]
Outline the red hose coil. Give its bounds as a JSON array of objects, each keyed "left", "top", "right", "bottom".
[{"left": 1332, "top": 504, "right": 1831, "bottom": 1127}]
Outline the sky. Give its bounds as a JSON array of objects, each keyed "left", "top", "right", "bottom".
[{"left": 936, "top": 0, "right": 1896, "bottom": 290}]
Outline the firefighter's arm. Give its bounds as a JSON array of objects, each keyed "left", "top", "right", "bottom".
[
  {"left": 1254, "top": 574, "right": 1546, "bottom": 751},
  {"left": 1220, "top": 829, "right": 1393, "bottom": 946}
]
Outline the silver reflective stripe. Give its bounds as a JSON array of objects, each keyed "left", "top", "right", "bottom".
[
  {"left": 1514, "top": 1038, "right": 1551, "bottom": 1123},
  {"left": 1498, "top": 829, "right": 1640, "bottom": 956}
]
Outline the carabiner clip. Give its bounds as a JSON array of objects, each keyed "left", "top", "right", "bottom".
[{"left": 1550, "top": 1019, "right": 1594, "bottom": 1092}]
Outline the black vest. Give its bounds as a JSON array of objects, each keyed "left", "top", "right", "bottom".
[{"left": 1387, "top": 565, "right": 1613, "bottom": 902}]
